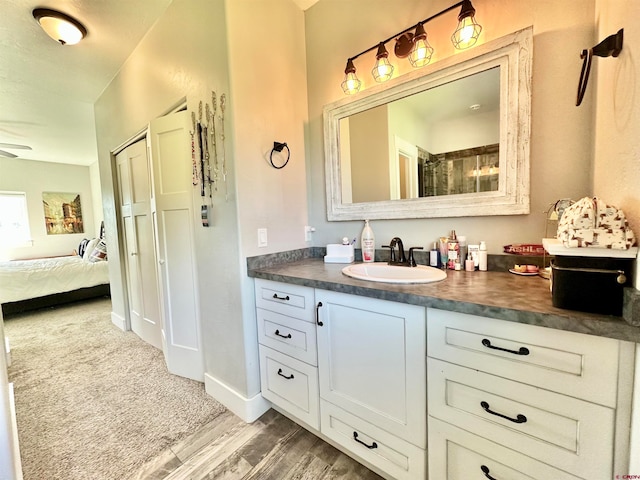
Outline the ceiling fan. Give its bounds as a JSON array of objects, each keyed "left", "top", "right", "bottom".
[{"left": 0, "top": 143, "right": 32, "bottom": 158}]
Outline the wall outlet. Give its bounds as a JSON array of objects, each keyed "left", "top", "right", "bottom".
[
  {"left": 304, "top": 225, "right": 315, "bottom": 242},
  {"left": 257, "top": 228, "right": 268, "bottom": 248}
]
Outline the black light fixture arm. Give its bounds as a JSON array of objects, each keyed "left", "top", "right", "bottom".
[{"left": 346, "top": 1, "right": 465, "bottom": 63}]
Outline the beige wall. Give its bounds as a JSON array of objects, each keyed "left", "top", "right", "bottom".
[
  {"left": 349, "top": 106, "right": 390, "bottom": 202},
  {"left": 593, "top": 0, "right": 640, "bottom": 288},
  {"left": 305, "top": 0, "right": 596, "bottom": 252},
  {"left": 94, "top": 0, "right": 308, "bottom": 399},
  {"left": 228, "top": 1, "right": 309, "bottom": 258},
  {"left": 0, "top": 158, "right": 96, "bottom": 260}
]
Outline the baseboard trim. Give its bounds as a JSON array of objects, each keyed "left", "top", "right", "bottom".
[
  {"left": 204, "top": 373, "right": 271, "bottom": 423},
  {"left": 111, "top": 311, "right": 126, "bottom": 331}
]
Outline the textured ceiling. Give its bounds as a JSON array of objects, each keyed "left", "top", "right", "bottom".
[{"left": 0, "top": 0, "right": 172, "bottom": 166}]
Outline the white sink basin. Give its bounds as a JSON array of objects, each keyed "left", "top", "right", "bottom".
[{"left": 341, "top": 262, "right": 447, "bottom": 284}]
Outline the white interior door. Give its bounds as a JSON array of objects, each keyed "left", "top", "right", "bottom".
[
  {"left": 148, "top": 111, "right": 204, "bottom": 381},
  {"left": 116, "top": 139, "right": 162, "bottom": 350}
]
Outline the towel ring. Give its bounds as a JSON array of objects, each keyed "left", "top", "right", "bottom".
[{"left": 270, "top": 142, "right": 290, "bottom": 169}]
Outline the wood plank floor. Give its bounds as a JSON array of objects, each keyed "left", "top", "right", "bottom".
[{"left": 132, "top": 408, "right": 384, "bottom": 480}]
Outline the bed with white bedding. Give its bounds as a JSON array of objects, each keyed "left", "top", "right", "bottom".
[{"left": 0, "top": 255, "right": 110, "bottom": 315}]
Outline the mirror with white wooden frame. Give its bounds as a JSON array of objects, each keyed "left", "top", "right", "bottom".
[{"left": 323, "top": 27, "right": 532, "bottom": 220}]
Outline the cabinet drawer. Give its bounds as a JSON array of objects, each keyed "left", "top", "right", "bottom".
[
  {"left": 259, "top": 345, "right": 319, "bottom": 430},
  {"left": 427, "top": 308, "right": 621, "bottom": 407},
  {"left": 257, "top": 308, "right": 317, "bottom": 366},
  {"left": 255, "top": 279, "right": 315, "bottom": 322},
  {"left": 428, "top": 358, "right": 614, "bottom": 480},
  {"left": 320, "top": 400, "right": 426, "bottom": 480},
  {"left": 429, "top": 417, "right": 582, "bottom": 480}
]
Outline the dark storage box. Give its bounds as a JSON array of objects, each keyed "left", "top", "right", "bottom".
[{"left": 551, "top": 256, "right": 633, "bottom": 316}]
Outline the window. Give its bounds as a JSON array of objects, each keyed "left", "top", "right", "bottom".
[{"left": 0, "top": 191, "right": 32, "bottom": 246}]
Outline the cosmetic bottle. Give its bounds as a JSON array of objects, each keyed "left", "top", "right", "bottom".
[
  {"left": 478, "top": 240, "right": 488, "bottom": 271},
  {"left": 458, "top": 235, "right": 468, "bottom": 265},
  {"left": 447, "top": 230, "right": 459, "bottom": 270},
  {"left": 361, "top": 220, "right": 375, "bottom": 263},
  {"left": 465, "top": 253, "right": 475, "bottom": 271},
  {"left": 439, "top": 237, "right": 449, "bottom": 269},
  {"left": 429, "top": 242, "right": 439, "bottom": 268}
]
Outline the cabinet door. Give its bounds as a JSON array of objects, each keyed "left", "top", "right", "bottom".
[{"left": 316, "top": 290, "right": 426, "bottom": 448}]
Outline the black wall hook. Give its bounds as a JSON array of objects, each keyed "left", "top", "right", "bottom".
[
  {"left": 576, "top": 29, "right": 623, "bottom": 106},
  {"left": 269, "top": 141, "right": 290, "bottom": 169}
]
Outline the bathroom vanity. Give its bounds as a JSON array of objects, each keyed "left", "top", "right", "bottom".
[{"left": 249, "top": 257, "right": 639, "bottom": 480}]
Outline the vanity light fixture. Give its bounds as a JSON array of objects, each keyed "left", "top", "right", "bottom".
[
  {"left": 451, "top": 0, "right": 483, "bottom": 49},
  {"left": 33, "top": 8, "right": 87, "bottom": 45},
  {"left": 408, "top": 23, "right": 434, "bottom": 67},
  {"left": 341, "top": 59, "right": 362, "bottom": 95},
  {"left": 340, "top": 0, "right": 482, "bottom": 94},
  {"left": 371, "top": 43, "right": 395, "bottom": 82}
]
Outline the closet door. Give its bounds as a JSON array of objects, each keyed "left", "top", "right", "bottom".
[
  {"left": 148, "top": 111, "right": 204, "bottom": 381},
  {"left": 116, "top": 139, "right": 162, "bottom": 349}
]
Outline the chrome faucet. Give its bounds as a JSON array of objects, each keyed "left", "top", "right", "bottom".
[{"left": 382, "top": 237, "right": 424, "bottom": 267}]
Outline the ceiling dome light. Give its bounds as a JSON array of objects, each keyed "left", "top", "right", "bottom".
[
  {"left": 451, "top": 0, "right": 482, "bottom": 49},
  {"left": 33, "top": 8, "right": 87, "bottom": 45},
  {"left": 371, "top": 43, "right": 394, "bottom": 83}
]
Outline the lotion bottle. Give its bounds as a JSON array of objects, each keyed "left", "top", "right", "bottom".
[
  {"left": 478, "top": 241, "right": 488, "bottom": 271},
  {"left": 361, "top": 220, "right": 375, "bottom": 263}
]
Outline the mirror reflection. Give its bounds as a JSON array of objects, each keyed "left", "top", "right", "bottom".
[{"left": 339, "top": 67, "right": 500, "bottom": 204}]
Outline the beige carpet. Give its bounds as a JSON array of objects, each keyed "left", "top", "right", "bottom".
[{"left": 4, "top": 298, "right": 227, "bottom": 480}]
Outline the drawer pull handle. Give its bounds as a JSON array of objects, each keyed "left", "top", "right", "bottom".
[
  {"left": 353, "top": 431, "right": 378, "bottom": 449},
  {"left": 277, "top": 368, "right": 294, "bottom": 380},
  {"left": 272, "top": 294, "right": 290, "bottom": 301},
  {"left": 480, "top": 401, "right": 527, "bottom": 424},
  {"left": 480, "top": 465, "right": 497, "bottom": 480},
  {"left": 316, "top": 302, "right": 324, "bottom": 326},
  {"left": 274, "top": 329, "right": 292, "bottom": 339},
  {"left": 482, "top": 338, "right": 529, "bottom": 356}
]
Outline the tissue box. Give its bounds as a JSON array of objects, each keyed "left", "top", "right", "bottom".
[{"left": 324, "top": 244, "right": 354, "bottom": 264}]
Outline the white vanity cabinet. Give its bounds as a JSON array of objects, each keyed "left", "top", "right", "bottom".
[
  {"left": 316, "top": 289, "right": 427, "bottom": 480},
  {"left": 255, "top": 279, "right": 319, "bottom": 429},
  {"left": 254, "top": 280, "right": 427, "bottom": 480},
  {"left": 427, "top": 308, "right": 635, "bottom": 480}
]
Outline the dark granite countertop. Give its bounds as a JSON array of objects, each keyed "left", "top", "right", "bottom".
[{"left": 248, "top": 258, "right": 640, "bottom": 344}]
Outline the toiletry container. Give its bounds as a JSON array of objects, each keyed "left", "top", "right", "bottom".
[
  {"left": 457, "top": 236, "right": 467, "bottom": 264},
  {"left": 478, "top": 241, "right": 488, "bottom": 271},
  {"left": 429, "top": 242, "right": 440, "bottom": 268},
  {"left": 361, "top": 220, "right": 375, "bottom": 263},
  {"left": 447, "top": 231, "right": 459, "bottom": 270}
]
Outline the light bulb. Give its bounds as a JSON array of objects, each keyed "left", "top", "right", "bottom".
[
  {"left": 342, "top": 72, "right": 361, "bottom": 95},
  {"left": 451, "top": 0, "right": 482, "bottom": 50},
  {"left": 409, "top": 24, "right": 434, "bottom": 68},
  {"left": 341, "top": 59, "right": 362, "bottom": 95},
  {"left": 371, "top": 43, "right": 394, "bottom": 83}
]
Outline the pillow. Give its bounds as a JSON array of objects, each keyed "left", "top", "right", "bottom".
[
  {"left": 88, "top": 238, "right": 107, "bottom": 262},
  {"left": 83, "top": 238, "right": 99, "bottom": 261},
  {"left": 77, "top": 238, "right": 90, "bottom": 257}
]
